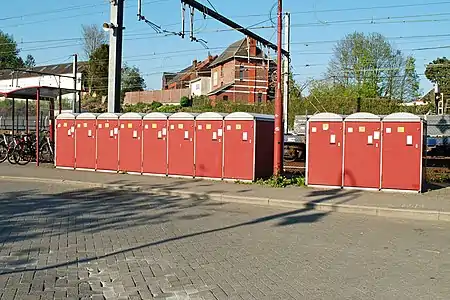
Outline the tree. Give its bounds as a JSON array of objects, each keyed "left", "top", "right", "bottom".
[
  {"left": 81, "top": 24, "right": 107, "bottom": 60},
  {"left": 0, "top": 30, "right": 25, "bottom": 69},
  {"left": 402, "top": 56, "right": 420, "bottom": 101},
  {"left": 121, "top": 65, "right": 146, "bottom": 104},
  {"left": 425, "top": 57, "right": 450, "bottom": 95},
  {"left": 24, "top": 54, "right": 36, "bottom": 68},
  {"left": 327, "top": 32, "right": 420, "bottom": 100},
  {"left": 87, "top": 44, "right": 109, "bottom": 97}
]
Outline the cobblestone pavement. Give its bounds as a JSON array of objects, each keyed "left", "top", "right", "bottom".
[{"left": 0, "top": 180, "right": 449, "bottom": 300}]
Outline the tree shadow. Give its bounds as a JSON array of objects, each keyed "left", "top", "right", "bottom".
[{"left": 0, "top": 183, "right": 360, "bottom": 275}]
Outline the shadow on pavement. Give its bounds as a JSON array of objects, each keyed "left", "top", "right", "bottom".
[{"left": 0, "top": 183, "right": 360, "bottom": 275}]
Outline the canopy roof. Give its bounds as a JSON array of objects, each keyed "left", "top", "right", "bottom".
[{"left": 0, "top": 86, "right": 80, "bottom": 100}]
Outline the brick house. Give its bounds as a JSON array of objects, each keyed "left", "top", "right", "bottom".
[
  {"left": 207, "top": 37, "right": 276, "bottom": 103},
  {"left": 164, "top": 55, "right": 217, "bottom": 90}
]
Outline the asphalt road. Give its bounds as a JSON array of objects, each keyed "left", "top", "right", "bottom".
[{"left": 0, "top": 180, "right": 449, "bottom": 300}]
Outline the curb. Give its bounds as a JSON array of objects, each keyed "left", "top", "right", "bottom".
[{"left": 0, "top": 175, "right": 448, "bottom": 222}]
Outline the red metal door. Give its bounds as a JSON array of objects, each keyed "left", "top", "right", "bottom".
[
  {"left": 344, "top": 122, "right": 381, "bottom": 188},
  {"left": 382, "top": 122, "right": 422, "bottom": 191},
  {"left": 142, "top": 120, "right": 167, "bottom": 175},
  {"left": 167, "top": 120, "right": 195, "bottom": 176},
  {"left": 195, "top": 120, "right": 223, "bottom": 178},
  {"left": 55, "top": 119, "right": 75, "bottom": 168},
  {"left": 307, "top": 121, "right": 343, "bottom": 186},
  {"left": 119, "top": 120, "right": 142, "bottom": 173},
  {"left": 75, "top": 120, "right": 96, "bottom": 169},
  {"left": 96, "top": 120, "right": 119, "bottom": 171},
  {"left": 223, "top": 120, "right": 254, "bottom": 181}
]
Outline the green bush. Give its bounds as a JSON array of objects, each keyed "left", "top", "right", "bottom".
[
  {"left": 180, "top": 96, "right": 191, "bottom": 107},
  {"left": 157, "top": 105, "right": 180, "bottom": 113},
  {"left": 150, "top": 101, "right": 162, "bottom": 110}
]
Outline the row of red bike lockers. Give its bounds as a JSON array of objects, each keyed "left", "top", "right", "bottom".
[
  {"left": 306, "top": 112, "right": 426, "bottom": 192},
  {"left": 55, "top": 111, "right": 274, "bottom": 181}
]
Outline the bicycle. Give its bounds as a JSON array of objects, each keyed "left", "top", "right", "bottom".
[
  {"left": 9, "top": 131, "right": 55, "bottom": 165},
  {"left": 0, "top": 133, "right": 21, "bottom": 164}
]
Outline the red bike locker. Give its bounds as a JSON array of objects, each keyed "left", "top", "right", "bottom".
[
  {"left": 55, "top": 112, "right": 78, "bottom": 169},
  {"left": 343, "top": 113, "right": 382, "bottom": 189},
  {"left": 223, "top": 112, "right": 274, "bottom": 181},
  {"left": 381, "top": 113, "right": 426, "bottom": 192},
  {"left": 167, "top": 112, "right": 198, "bottom": 177},
  {"left": 119, "top": 113, "right": 144, "bottom": 174},
  {"left": 142, "top": 112, "right": 171, "bottom": 176},
  {"left": 306, "top": 113, "right": 344, "bottom": 188},
  {"left": 195, "top": 112, "right": 226, "bottom": 179},
  {"left": 75, "top": 113, "right": 98, "bottom": 171},
  {"left": 96, "top": 113, "right": 121, "bottom": 172}
]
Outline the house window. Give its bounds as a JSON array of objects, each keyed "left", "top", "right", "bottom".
[
  {"left": 213, "top": 71, "right": 218, "bottom": 86},
  {"left": 220, "top": 66, "right": 224, "bottom": 77},
  {"left": 239, "top": 65, "right": 245, "bottom": 81},
  {"left": 223, "top": 95, "right": 229, "bottom": 101},
  {"left": 257, "top": 93, "right": 263, "bottom": 103}
]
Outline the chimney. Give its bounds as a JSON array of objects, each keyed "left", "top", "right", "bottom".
[
  {"left": 193, "top": 59, "right": 198, "bottom": 67},
  {"left": 248, "top": 38, "right": 257, "bottom": 57}
]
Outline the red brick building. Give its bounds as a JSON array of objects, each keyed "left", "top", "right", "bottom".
[
  {"left": 207, "top": 37, "right": 275, "bottom": 103},
  {"left": 163, "top": 55, "right": 217, "bottom": 90}
]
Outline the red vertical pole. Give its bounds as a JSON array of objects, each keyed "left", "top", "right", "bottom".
[
  {"left": 36, "top": 88, "right": 40, "bottom": 166},
  {"left": 273, "top": 0, "right": 283, "bottom": 175}
]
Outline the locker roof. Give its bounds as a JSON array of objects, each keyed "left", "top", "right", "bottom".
[
  {"left": 308, "top": 112, "right": 343, "bottom": 122},
  {"left": 224, "top": 112, "right": 274, "bottom": 121},
  {"left": 345, "top": 112, "right": 380, "bottom": 122},
  {"left": 169, "top": 112, "right": 199, "bottom": 120},
  {"left": 97, "top": 112, "right": 121, "bottom": 120},
  {"left": 143, "top": 112, "right": 172, "bottom": 120},
  {"left": 56, "top": 112, "right": 78, "bottom": 120},
  {"left": 76, "top": 112, "right": 99, "bottom": 120},
  {"left": 196, "top": 112, "right": 227, "bottom": 120},
  {"left": 120, "top": 112, "right": 145, "bottom": 120},
  {"left": 383, "top": 112, "right": 422, "bottom": 122}
]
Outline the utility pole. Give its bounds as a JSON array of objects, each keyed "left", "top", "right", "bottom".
[
  {"left": 72, "top": 54, "right": 77, "bottom": 113},
  {"left": 283, "top": 12, "right": 290, "bottom": 135},
  {"left": 273, "top": 0, "right": 283, "bottom": 175},
  {"left": 106, "top": 0, "right": 124, "bottom": 113}
]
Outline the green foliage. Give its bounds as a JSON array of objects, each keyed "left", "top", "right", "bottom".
[
  {"left": 425, "top": 57, "right": 450, "bottom": 94},
  {"left": 24, "top": 55, "right": 36, "bottom": 68},
  {"left": 255, "top": 175, "right": 306, "bottom": 188},
  {"left": 180, "top": 96, "right": 191, "bottom": 107},
  {"left": 327, "top": 32, "right": 420, "bottom": 101},
  {"left": 121, "top": 64, "right": 146, "bottom": 104},
  {"left": 151, "top": 101, "right": 162, "bottom": 110},
  {"left": 0, "top": 30, "right": 33, "bottom": 69},
  {"left": 81, "top": 96, "right": 106, "bottom": 113},
  {"left": 87, "top": 44, "right": 109, "bottom": 97},
  {"left": 157, "top": 105, "right": 181, "bottom": 113}
]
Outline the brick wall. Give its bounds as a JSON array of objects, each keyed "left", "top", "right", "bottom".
[
  {"left": 211, "top": 60, "right": 236, "bottom": 90},
  {"left": 124, "top": 89, "right": 190, "bottom": 105}
]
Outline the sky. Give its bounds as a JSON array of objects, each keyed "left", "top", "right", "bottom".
[{"left": 2, "top": 0, "right": 450, "bottom": 95}]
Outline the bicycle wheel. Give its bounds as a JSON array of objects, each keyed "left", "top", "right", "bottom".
[
  {"left": 7, "top": 147, "right": 20, "bottom": 164},
  {"left": 0, "top": 142, "right": 8, "bottom": 163},
  {"left": 40, "top": 142, "right": 54, "bottom": 163},
  {"left": 13, "top": 144, "right": 33, "bottom": 166}
]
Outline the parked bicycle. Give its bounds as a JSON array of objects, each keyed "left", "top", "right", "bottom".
[
  {"left": 7, "top": 131, "right": 54, "bottom": 165},
  {"left": 0, "top": 133, "right": 21, "bottom": 164}
]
